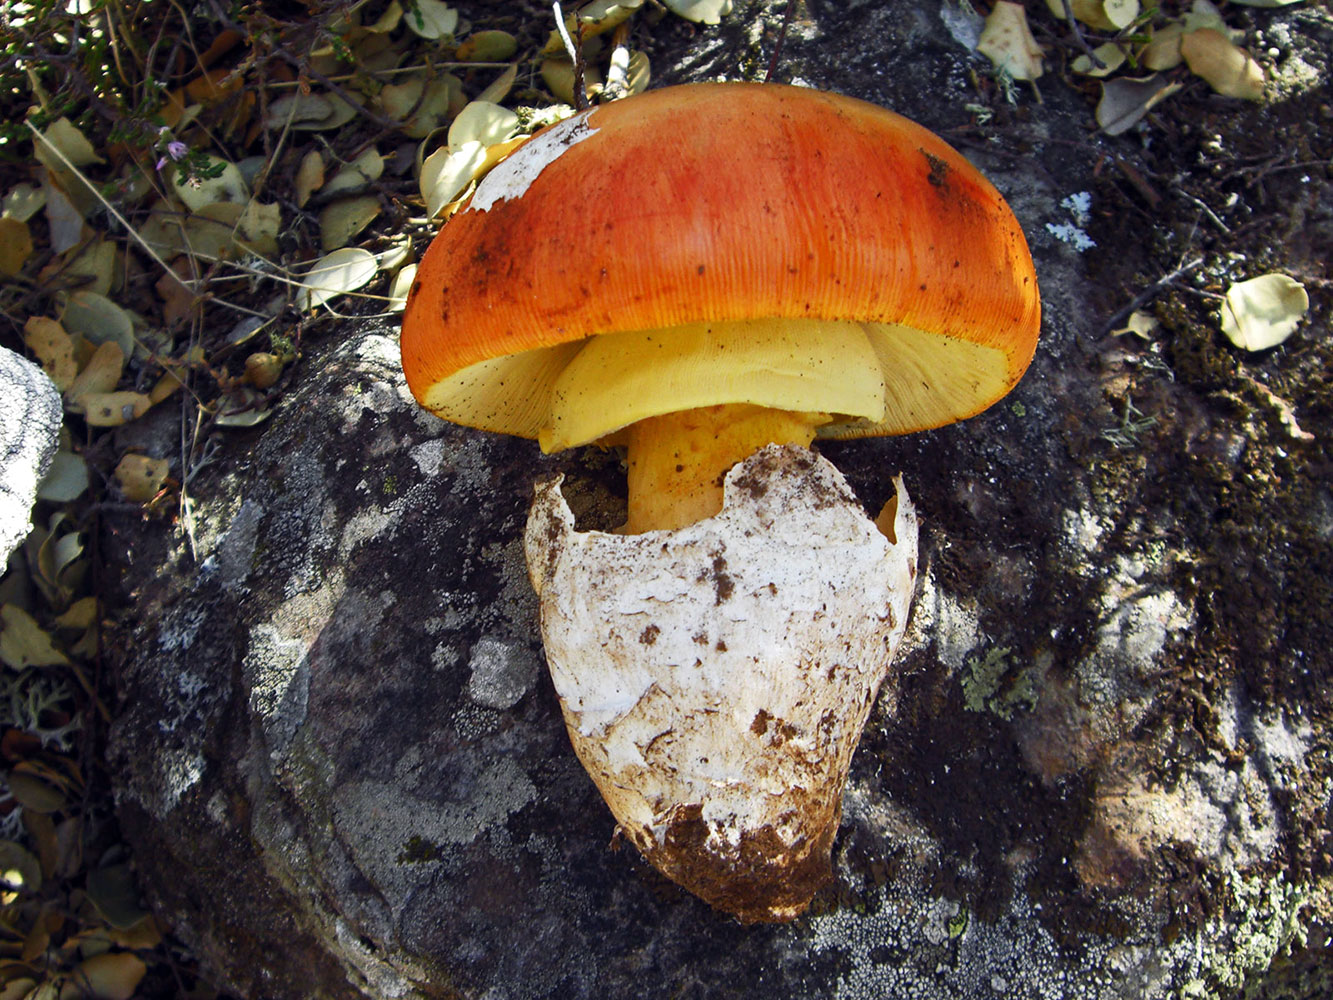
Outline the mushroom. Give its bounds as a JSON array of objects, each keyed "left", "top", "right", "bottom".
[{"left": 401, "top": 82, "right": 1040, "bottom": 922}]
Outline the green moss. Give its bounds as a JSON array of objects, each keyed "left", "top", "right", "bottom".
[
  {"left": 397, "top": 835, "right": 444, "bottom": 864},
  {"left": 1157, "top": 293, "right": 1237, "bottom": 390},
  {"left": 947, "top": 908, "right": 969, "bottom": 939}
]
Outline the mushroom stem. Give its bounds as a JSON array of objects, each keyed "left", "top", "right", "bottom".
[{"left": 622, "top": 404, "right": 827, "bottom": 533}]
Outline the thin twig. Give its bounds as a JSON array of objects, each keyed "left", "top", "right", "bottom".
[
  {"left": 1061, "top": 0, "right": 1105, "bottom": 69},
  {"left": 1098, "top": 256, "right": 1205, "bottom": 338},
  {"left": 553, "top": 2, "right": 589, "bottom": 111},
  {"left": 1174, "top": 189, "right": 1231, "bottom": 235},
  {"left": 765, "top": 0, "right": 798, "bottom": 84}
]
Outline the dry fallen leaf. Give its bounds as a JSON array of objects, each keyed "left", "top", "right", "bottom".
[
  {"left": 298, "top": 247, "right": 379, "bottom": 311},
  {"left": 456, "top": 30, "right": 519, "bottom": 62},
  {"left": 544, "top": 0, "right": 643, "bottom": 53},
  {"left": 0, "top": 605, "right": 71, "bottom": 669},
  {"left": 37, "top": 450, "right": 90, "bottom": 503},
  {"left": 422, "top": 142, "right": 488, "bottom": 219},
  {"left": 1180, "top": 28, "right": 1265, "bottom": 99},
  {"left": 388, "top": 263, "right": 417, "bottom": 312},
  {"left": 3, "top": 182, "right": 46, "bottom": 222},
  {"left": 23, "top": 317, "right": 78, "bottom": 390},
  {"left": 66, "top": 952, "right": 148, "bottom": 1000},
  {"left": 1140, "top": 22, "right": 1186, "bottom": 70},
  {"left": 76, "top": 391, "right": 153, "bottom": 427},
  {"left": 42, "top": 171, "right": 86, "bottom": 255},
  {"left": 448, "top": 101, "right": 520, "bottom": 148},
  {"left": 114, "top": 455, "right": 171, "bottom": 502},
  {"left": 661, "top": 0, "right": 732, "bottom": 23},
  {"left": 477, "top": 64, "right": 520, "bottom": 105},
  {"left": 978, "top": 1, "right": 1045, "bottom": 81},
  {"left": 53, "top": 597, "right": 97, "bottom": 631},
  {"left": 55, "top": 238, "right": 118, "bottom": 296},
  {"left": 324, "top": 148, "right": 385, "bottom": 198},
  {"left": 382, "top": 75, "right": 464, "bottom": 138},
  {"left": 64, "top": 341, "right": 125, "bottom": 407},
  {"left": 0, "top": 216, "right": 33, "bottom": 276},
  {"left": 172, "top": 155, "right": 248, "bottom": 212},
  {"left": 1096, "top": 75, "right": 1183, "bottom": 135},
  {"left": 319, "top": 195, "right": 381, "bottom": 252},
  {"left": 1046, "top": 0, "right": 1135, "bottom": 30},
  {"left": 541, "top": 58, "right": 606, "bottom": 104},
  {"left": 60, "top": 291, "right": 135, "bottom": 356},
  {"left": 1111, "top": 310, "right": 1161, "bottom": 339},
  {"left": 34, "top": 118, "right": 104, "bottom": 172},
  {"left": 1220, "top": 273, "right": 1308, "bottom": 351},
  {"left": 295, "top": 150, "right": 325, "bottom": 207},
  {"left": 1073, "top": 43, "right": 1128, "bottom": 78},
  {"left": 155, "top": 258, "right": 204, "bottom": 326},
  {"left": 403, "top": 0, "right": 458, "bottom": 39}
]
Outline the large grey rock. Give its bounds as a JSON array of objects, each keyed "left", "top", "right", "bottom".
[
  {"left": 105, "top": 2, "right": 1333, "bottom": 999},
  {"left": 0, "top": 346, "right": 62, "bottom": 561}
]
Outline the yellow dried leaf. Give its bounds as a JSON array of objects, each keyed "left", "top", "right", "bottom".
[
  {"left": 0, "top": 216, "right": 32, "bottom": 276},
  {"left": 1112, "top": 310, "right": 1160, "bottom": 339},
  {"left": 978, "top": 1, "right": 1045, "bottom": 81},
  {"left": 660, "top": 0, "right": 729, "bottom": 23},
  {"left": 53, "top": 597, "right": 97, "bottom": 631},
  {"left": 62, "top": 952, "right": 147, "bottom": 1000},
  {"left": 0, "top": 605, "right": 71, "bottom": 669},
  {"left": 57, "top": 238, "right": 118, "bottom": 296},
  {"left": 23, "top": 317, "right": 77, "bottom": 390},
  {"left": 456, "top": 30, "right": 519, "bottom": 62},
  {"left": 294, "top": 150, "right": 325, "bottom": 207},
  {"left": 448, "top": 102, "right": 520, "bottom": 148},
  {"left": 64, "top": 341, "right": 125, "bottom": 407},
  {"left": 35, "top": 118, "right": 104, "bottom": 171},
  {"left": 4, "top": 181, "right": 46, "bottom": 222},
  {"left": 1220, "top": 273, "right": 1308, "bottom": 351},
  {"left": 149, "top": 363, "right": 188, "bottom": 405},
  {"left": 1046, "top": 0, "right": 1138, "bottom": 31},
  {"left": 1180, "top": 28, "right": 1265, "bottom": 99},
  {"left": 422, "top": 142, "right": 487, "bottom": 219},
  {"left": 114, "top": 455, "right": 171, "bottom": 502},
  {"left": 1072, "top": 43, "right": 1128, "bottom": 77},
  {"left": 365, "top": 1, "right": 403, "bottom": 32},
  {"left": 1140, "top": 23, "right": 1186, "bottom": 70},
  {"left": 542, "top": 0, "right": 643, "bottom": 53},
  {"left": 75, "top": 392, "right": 153, "bottom": 427},
  {"left": 541, "top": 58, "right": 605, "bottom": 104},
  {"left": 235, "top": 199, "right": 281, "bottom": 256}
]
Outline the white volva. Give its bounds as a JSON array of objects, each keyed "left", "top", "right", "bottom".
[{"left": 525, "top": 445, "right": 918, "bottom": 922}]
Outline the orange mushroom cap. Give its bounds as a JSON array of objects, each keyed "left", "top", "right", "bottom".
[{"left": 401, "top": 82, "right": 1040, "bottom": 449}]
